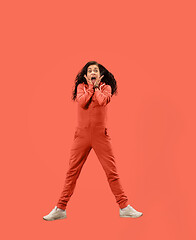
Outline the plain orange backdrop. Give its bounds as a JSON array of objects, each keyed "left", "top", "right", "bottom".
[{"left": 1, "top": 0, "right": 196, "bottom": 239}]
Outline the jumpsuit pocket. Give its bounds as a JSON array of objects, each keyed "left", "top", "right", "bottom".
[{"left": 104, "top": 127, "right": 111, "bottom": 140}]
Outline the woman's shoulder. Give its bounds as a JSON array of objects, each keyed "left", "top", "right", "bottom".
[
  {"left": 77, "top": 82, "right": 86, "bottom": 88},
  {"left": 79, "top": 82, "right": 88, "bottom": 87}
]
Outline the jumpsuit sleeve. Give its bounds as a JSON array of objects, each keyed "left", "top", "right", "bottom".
[
  {"left": 94, "top": 84, "right": 112, "bottom": 106},
  {"left": 76, "top": 83, "right": 94, "bottom": 108}
]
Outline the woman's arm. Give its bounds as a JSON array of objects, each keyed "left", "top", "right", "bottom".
[
  {"left": 94, "top": 85, "right": 112, "bottom": 106},
  {"left": 76, "top": 83, "right": 94, "bottom": 108}
]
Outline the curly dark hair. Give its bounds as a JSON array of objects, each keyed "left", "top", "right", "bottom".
[{"left": 71, "top": 61, "right": 118, "bottom": 101}]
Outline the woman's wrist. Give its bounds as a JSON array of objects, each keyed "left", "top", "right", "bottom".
[{"left": 88, "top": 83, "right": 94, "bottom": 90}]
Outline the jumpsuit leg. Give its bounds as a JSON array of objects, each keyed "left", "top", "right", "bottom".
[
  {"left": 56, "top": 127, "right": 92, "bottom": 210},
  {"left": 92, "top": 126, "right": 129, "bottom": 209}
]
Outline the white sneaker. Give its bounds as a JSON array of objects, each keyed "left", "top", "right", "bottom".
[
  {"left": 43, "top": 206, "right": 67, "bottom": 221},
  {"left": 119, "top": 204, "right": 143, "bottom": 218}
]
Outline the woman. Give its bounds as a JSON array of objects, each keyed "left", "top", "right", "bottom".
[{"left": 43, "top": 61, "right": 143, "bottom": 220}]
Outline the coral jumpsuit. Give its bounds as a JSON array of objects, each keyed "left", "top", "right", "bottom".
[{"left": 56, "top": 81, "right": 129, "bottom": 210}]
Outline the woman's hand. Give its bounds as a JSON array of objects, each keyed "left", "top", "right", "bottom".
[
  {"left": 94, "top": 75, "right": 104, "bottom": 88},
  {"left": 84, "top": 74, "right": 93, "bottom": 86}
]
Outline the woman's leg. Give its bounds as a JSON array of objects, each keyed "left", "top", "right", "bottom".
[
  {"left": 92, "top": 127, "right": 129, "bottom": 209},
  {"left": 56, "top": 127, "right": 92, "bottom": 210}
]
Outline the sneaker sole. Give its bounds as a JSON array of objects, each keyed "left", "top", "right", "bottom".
[
  {"left": 43, "top": 216, "right": 67, "bottom": 221},
  {"left": 120, "top": 213, "right": 143, "bottom": 218}
]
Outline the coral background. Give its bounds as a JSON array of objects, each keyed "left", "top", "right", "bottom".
[{"left": 1, "top": 0, "right": 195, "bottom": 239}]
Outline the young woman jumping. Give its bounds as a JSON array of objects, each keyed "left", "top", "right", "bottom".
[{"left": 43, "top": 61, "right": 143, "bottom": 220}]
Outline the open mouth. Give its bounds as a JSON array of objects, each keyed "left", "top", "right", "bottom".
[{"left": 91, "top": 77, "right": 96, "bottom": 80}]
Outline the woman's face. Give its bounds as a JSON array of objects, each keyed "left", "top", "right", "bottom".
[{"left": 86, "top": 64, "right": 101, "bottom": 84}]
